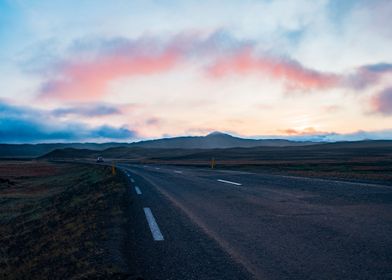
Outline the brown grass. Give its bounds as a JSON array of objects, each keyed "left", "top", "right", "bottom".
[
  {"left": 142, "top": 158, "right": 392, "bottom": 184},
  {"left": 0, "top": 161, "right": 131, "bottom": 279}
]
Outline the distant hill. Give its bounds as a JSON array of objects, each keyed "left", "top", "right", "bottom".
[
  {"left": 0, "top": 143, "right": 128, "bottom": 158},
  {"left": 5, "top": 132, "right": 392, "bottom": 159},
  {"left": 41, "top": 139, "right": 392, "bottom": 163},
  {"left": 0, "top": 132, "right": 317, "bottom": 158},
  {"left": 129, "top": 132, "right": 317, "bottom": 149}
]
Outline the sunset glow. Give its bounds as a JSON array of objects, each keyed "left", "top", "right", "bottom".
[{"left": 1, "top": 0, "right": 392, "bottom": 142}]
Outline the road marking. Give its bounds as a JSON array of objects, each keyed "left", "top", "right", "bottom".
[
  {"left": 155, "top": 167, "right": 160, "bottom": 170},
  {"left": 135, "top": 186, "right": 142, "bottom": 195},
  {"left": 130, "top": 178, "right": 135, "bottom": 183},
  {"left": 174, "top": 170, "right": 183, "bottom": 174},
  {"left": 143, "top": 208, "right": 164, "bottom": 241},
  {"left": 217, "top": 179, "right": 242, "bottom": 186}
]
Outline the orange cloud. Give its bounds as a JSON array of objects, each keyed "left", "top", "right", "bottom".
[
  {"left": 207, "top": 49, "right": 339, "bottom": 90},
  {"left": 280, "top": 127, "right": 324, "bottom": 135}
]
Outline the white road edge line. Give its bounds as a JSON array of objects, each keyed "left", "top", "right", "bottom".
[
  {"left": 217, "top": 179, "right": 242, "bottom": 186},
  {"left": 143, "top": 208, "right": 164, "bottom": 241},
  {"left": 135, "top": 186, "right": 142, "bottom": 195}
]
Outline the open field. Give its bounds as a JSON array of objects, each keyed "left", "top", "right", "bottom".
[
  {"left": 159, "top": 142, "right": 392, "bottom": 184},
  {"left": 44, "top": 141, "right": 392, "bottom": 185},
  {"left": 0, "top": 161, "right": 132, "bottom": 279}
]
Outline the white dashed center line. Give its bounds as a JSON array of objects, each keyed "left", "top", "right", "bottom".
[
  {"left": 135, "top": 186, "right": 142, "bottom": 195},
  {"left": 217, "top": 179, "right": 242, "bottom": 186},
  {"left": 143, "top": 208, "right": 164, "bottom": 241},
  {"left": 174, "top": 170, "right": 183, "bottom": 174},
  {"left": 130, "top": 178, "right": 135, "bottom": 183}
]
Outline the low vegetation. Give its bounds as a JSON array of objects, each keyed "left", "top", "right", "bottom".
[
  {"left": 0, "top": 161, "right": 131, "bottom": 279},
  {"left": 44, "top": 141, "right": 392, "bottom": 185}
]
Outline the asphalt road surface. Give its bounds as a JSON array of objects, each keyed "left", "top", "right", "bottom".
[{"left": 118, "top": 163, "right": 392, "bottom": 280}]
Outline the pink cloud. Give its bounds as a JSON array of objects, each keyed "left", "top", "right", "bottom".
[
  {"left": 36, "top": 31, "right": 392, "bottom": 102},
  {"left": 38, "top": 30, "right": 250, "bottom": 101},
  {"left": 370, "top": 87, "right": 392, "bottom": 115},
  {"left": 207, "top": 49, "right": 340, "bottom": 90},
  {"left": 40, "top": 49, "right": 180, "bottom": 101},
  {"left": 280, "top": 127, "right": 325, "bottom": 136}
]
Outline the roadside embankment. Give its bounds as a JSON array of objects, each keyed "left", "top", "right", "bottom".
[{"left": 0, "top": 160, "right": 134, "bottom": 279}]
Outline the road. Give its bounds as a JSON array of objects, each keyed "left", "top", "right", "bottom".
[{"left": 118, "top": 163, "right": 392, "bottom": 280}]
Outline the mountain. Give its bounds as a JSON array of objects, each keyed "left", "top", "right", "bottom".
[
  {"left": 129, "top": 131, "right": 317, "bottom": 149},
  {"left": 0, "top": 132, "right": 317, "bottom": 158}
]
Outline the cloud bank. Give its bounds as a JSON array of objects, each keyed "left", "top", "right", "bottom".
[
  {"left": 274, "top": 127, "right": 392, "bottom": 142},
  {"left": 0, "top": 102, "right": 135, "bottom": 143},
  {"left": 33, "top": 30, "right": 392, "bottom": 102},
  {"left": 37, "top": 30, "right": 251, "bottom": 101},
  {"left": 52, "top": 103, "right": 122, "bottom": 117},
  {"left": 207, "top": 48, "right": 339, "bottom": 90}
]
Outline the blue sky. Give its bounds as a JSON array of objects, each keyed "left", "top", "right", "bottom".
[{"left": 1, "top": 0, "right": 392, "bottom": 143}]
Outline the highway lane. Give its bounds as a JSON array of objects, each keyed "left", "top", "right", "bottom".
[
  {"left": 121, "top": 167, "right": 251, "bottom": 279},
  {"left": 120, "top": 164, "right": 392, "bottom": 280}
]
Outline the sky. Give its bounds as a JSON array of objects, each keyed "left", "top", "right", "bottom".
[{"left": 1, "top": 0, "right": 392, "bottom": 143}]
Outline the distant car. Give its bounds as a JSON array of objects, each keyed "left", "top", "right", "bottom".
[{"left": 96, "top": 156, "right": 104, "bottom": 163}]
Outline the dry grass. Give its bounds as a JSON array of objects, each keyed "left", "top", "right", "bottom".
[
  {"left": 0, "top": 161, "right": 131, "bottom": 279},
  {"left": 142, "top": 157, "right": 392, "bottom": 184}
]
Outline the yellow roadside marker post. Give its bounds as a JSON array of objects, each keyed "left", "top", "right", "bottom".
[
  {"left": 211, "top": 157, "right": 216, "bottom": 169},
  {"left": 112, "top": 161, "right": 116, "bottom": 175}
]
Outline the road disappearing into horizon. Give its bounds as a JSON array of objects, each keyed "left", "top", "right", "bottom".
[{"left": 119, "top": 163, "right": 392, "bottom": 280}]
